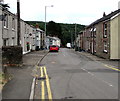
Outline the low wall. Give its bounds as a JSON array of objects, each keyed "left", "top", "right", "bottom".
[{"left": 2, "top": 46, "right": 23, "bottom": 66}]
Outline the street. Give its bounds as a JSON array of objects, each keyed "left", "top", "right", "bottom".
[{"left": 34, "top": 48, "right": 119, "bottom": 100}]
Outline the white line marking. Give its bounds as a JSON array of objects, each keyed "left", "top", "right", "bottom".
[
  {"left": 63, "top": 54, "right": 65, "bottom": 56},
  {"left": 81, "top": 68, "right": 114, "bottom": 87},
  {"left": 29, "top": 77, "right": 36, "bottom": 101}
]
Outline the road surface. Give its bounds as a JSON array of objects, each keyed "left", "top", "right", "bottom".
[{"left": 34, "top": 48, "right": 119, "bottom": 100}]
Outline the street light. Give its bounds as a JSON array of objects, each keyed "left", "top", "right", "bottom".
[{"left": 44, "top": 5, "right": 53, "bottom": 49}]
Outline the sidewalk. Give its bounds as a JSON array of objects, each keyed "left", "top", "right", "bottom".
[
  {"left": 2, "top": 50, "right": 48, "bottom": 100},
  {"left": 78, "top": 51, "right": 119, "bottom": 68}
]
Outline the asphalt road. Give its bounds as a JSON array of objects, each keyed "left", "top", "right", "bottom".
[{"left": 38, "top": 48, "right": 118, "bottom": 100}]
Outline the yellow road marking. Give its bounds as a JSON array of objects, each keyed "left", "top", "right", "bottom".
[
  {"left": 40, "top": 67, "right": 45, "bottom": 100},
  {"left": 44, "top": 67, "right": 53, "bottom": 100},
  {"left": 104, "top": 64, "right": 120, "bottom": 72}
]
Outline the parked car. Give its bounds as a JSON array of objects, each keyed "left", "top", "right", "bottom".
[{"left": 49, "top": 45, "right": 59, "bottom": 52}]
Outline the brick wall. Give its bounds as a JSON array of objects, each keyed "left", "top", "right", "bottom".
[{"left": 95, "top": 21, "right": 110, "bottom": 59}]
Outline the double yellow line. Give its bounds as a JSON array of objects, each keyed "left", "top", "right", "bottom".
[
  {"left": 40, "top": 66, "right": 52, "bottom": 101},
  {"left": 104, "top": 64, "right": 120, "bottom": 72}
]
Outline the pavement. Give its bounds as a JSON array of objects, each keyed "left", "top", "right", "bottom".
[
  {"left": 76, "top": 50, "right": 119, "bottom": 69},
  {"left": 1, "top": 50, "right": 48, "bottom": 100}
]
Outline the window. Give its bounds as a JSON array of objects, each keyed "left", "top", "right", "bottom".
[
  {"left": 25, "top": 24, "right": 27, "bottom": 34},
  {"left": 94, "top": 41, "right": 96, "bottom": 53},
  {"left": 90, "top": 28, "right": 93, "bottom": 37},
  {"left": 3, "top": 39, "right": 8, "bottom": 46},
  {"left": 94, "top": 28, "right": 96, "bottom": 38},
  {"left": 12, "top": 17, "right": 15, "bottom": 29},
  {"left": 27, "top": 29, "right": 29, "bottom": 34},
  {"left": 103, "top": 41, "right": 107, "bottom": 53},
  {"left": 11, "top": 37, "right": 15, "bottom": 46},
  {"left": 3, "top": 14, "right": 8, "bottom": 28},
  {"left": 103, "top": 23, "right": 107, "bottom": 38}
]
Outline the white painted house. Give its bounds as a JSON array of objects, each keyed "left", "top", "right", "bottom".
[
  {"left": 46, "top": 36, "right": 61, "bottom": 49},
  {"left": 0, "top": 3, "right": 45, "bottom": 54}
]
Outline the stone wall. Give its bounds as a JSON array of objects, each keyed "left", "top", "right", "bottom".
[
  {"left": 2, "top": 46, "right": 23, "bottom": 66},
  {"left": 95, "top": 21, "right": 110, "bottom": 59}
]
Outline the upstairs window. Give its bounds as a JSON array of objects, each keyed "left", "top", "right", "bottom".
[
  {"left": 93, "top": 28, "right": 96, "bottom": 38},
  {"left": 3, "top": 14, "right": 8, "bottom": 28},
  {"left": 103, "top": 23, "right": 107, "bottom": 38},
  {"left": 12, "top": 17, "right": 15, "bottom": 29}
]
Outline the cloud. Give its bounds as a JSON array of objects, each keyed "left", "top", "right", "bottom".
[{"left": 4, "top": 0, "right": 120, "bottom": 25}]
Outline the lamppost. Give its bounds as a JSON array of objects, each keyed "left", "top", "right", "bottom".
[{"left": 44, "top": 5, "right": 53, "bottom": 49}]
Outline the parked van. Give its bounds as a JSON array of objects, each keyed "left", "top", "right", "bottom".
[{"left": 66, "top": 43, "right": 71, "bottom": 48}]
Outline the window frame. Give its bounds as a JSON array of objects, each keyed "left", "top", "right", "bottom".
[
  {"left": 103, "top": 41, "right": 108, "bottom": 53},
  {"left": 3, "top": 13, "right": 8, "bottom": 28},
  {"left": 103, "top": 23, "right": 107, "bottom": 38}
]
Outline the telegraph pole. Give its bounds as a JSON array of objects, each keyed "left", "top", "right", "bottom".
[{"left": 17, "top": 0, "right": 20, "bottom": 46}]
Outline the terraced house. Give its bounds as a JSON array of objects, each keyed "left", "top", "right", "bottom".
[
  {"left": 78, "top": 9, "right": 120, "bottom": 60},
  {"left": 0, "top": 3, "right": 45, "bottom": 54}
]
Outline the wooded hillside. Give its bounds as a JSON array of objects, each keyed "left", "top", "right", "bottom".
[{"left": 26, "top": 21, "right": 85, "bottom": 46}]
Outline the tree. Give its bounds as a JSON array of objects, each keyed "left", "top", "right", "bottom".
[
  {"left": 47, "top": 21, "right": 62, "bottom": 39},
  {"left": 26, "top": 21, "right": 85, "bottom": 47}
]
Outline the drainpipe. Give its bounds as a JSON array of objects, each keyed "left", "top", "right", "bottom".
[{"left": 93, "top": 27, "right": 95, "bottom": 55}]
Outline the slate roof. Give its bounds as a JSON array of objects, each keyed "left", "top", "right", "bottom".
[{"left": 86, "top": 9, "right": 120, "bottom": 28}]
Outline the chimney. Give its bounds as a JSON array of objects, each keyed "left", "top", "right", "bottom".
[
  {"left": 103, "top": 12, "right": 106, "bottom": 17},
  {"left": 36, "top": 23, "right": 39, "bottom": 28}
]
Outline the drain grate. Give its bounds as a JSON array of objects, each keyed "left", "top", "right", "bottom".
[
  {"left": 36, "top": 77, "right": 46, "bottom": 80},
  {"left": 61, "top": 96, "right": 74, "bottom": 99}
]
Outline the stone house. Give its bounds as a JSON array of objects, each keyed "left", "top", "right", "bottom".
[{"left": 80, "top": 9, "right": 120, "bottom": 59}]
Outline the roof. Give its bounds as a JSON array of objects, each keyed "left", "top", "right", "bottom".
[{"left": 86, "top": 9, "right": 120, "bottom": 28}]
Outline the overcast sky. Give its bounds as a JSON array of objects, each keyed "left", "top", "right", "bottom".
[{"left": 4, "top": 0, "right": 120, "bottom": 25}]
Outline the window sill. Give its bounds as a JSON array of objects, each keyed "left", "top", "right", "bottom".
[
  {"left": 103, "top": 50, "right": 108, "bottom": 53},
  {"left": 4, "top": 26, "right": 8, "bottom": 29},
  {"left": 103, "top": 35, "right": 107, "bottom": 38},
  {"left": 12, "top": 28, "right": 15, "bottom": 31}
]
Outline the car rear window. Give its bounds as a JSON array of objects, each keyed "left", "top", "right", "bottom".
[{"left": 51, "top": 45, "right": 57, "bottom": 47}]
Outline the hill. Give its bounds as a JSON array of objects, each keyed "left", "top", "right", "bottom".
[{"left": 26, "top": 21, "right": 86, "bottom": 46}]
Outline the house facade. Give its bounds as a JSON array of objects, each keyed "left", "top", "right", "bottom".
[
  {"left": 110, "top": 13, "right": 120, "bottom": 59},
  {"left": 46, "top": 36, "right": 61, "bottom": 49},
  {"left": 0, "top": 4, "right": 3, "bottom": 48},
  {"left": 35, "top": 28, "right": 45, "bottom": 50},
  {"left": 0, "top": 3, "right": 45, "bottom": 54},
  {"left": 79, "top": 9, "right": 120, "bottom": 60}
]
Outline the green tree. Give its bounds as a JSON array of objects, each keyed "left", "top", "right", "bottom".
[
  {"left": 47, "top": 21, "right": 62, "bottom": 39},
  {"left": 26, "top": 21, "right": 85, "bottom": 47}
]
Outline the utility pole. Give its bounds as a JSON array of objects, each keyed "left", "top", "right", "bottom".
[
  {"left": 44, "top": 5, "right": 53, "bottom": 50},
  {"left": 17, "top": 0, "right": 20, "bottom": 46},
  {"left": 70, "top": 31, "right": 73, "bottom": 48}
]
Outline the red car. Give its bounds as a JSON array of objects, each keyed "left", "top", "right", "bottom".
[{"left": 49, "top": 45, "right": 59, "bottom": 52}]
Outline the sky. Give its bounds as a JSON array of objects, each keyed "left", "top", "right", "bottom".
[{"left": 3, "top": 0, "right": 120, "bottom": 25}]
